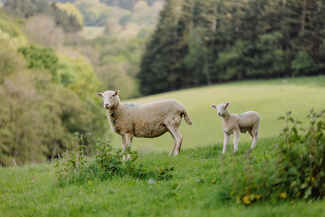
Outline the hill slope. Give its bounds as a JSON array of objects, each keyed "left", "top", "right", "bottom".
[
  {"left": 108, "top": 76, "right": 325, "bottom": 152},
  {"left": 1, "top": 137, "right": 325, "bottom": 216}
]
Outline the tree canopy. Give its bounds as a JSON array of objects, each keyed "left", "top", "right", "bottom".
[{"left": 138, "top": 0, "right": 325, "bottom": 95}]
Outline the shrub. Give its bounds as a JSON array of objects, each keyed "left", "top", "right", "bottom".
[
  {"left": 55, "top": 132, "right": 173, "bottom": 186},
  {"left": 224, "top": 109, "right": 325, "bottom": 205}
]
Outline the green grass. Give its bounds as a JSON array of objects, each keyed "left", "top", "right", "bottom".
[
  {"left": 1, "top": 138, "right": 325, "bottom": 216},
  {"left": 1, "top": 76, "right": 325, "bottom": 216},
  {"left": 109, "top": 76, "right": 325, "bottom": 153}
]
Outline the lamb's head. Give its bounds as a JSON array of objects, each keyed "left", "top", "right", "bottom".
[
  {"left": 210, "top": 102, "right": 230, "bottom": 117},
  {"left": 96, "top": 90, "right": 120, "bottom": 110}
]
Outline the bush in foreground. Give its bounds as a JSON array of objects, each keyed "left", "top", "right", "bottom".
[
  {"left": 226, "top": 109, "right": 325, "bottom": 205},
  {"left": 55, "top": 133, "right": 173, "bottom": 186}
]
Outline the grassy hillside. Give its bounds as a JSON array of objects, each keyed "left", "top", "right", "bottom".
[
  {"left": 108, "top": 76, "right": 325, "bottom": 153},
  {"left": 1, "top": 76, "right": 325, "bottom": 216},
  {"left": 1, "top": 138, "right": 325, "bottom": 216}
]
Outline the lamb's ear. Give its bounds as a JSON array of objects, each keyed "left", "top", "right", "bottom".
[
  {"left": 225, "top": 102, "right": 231, "bottom": 108},
  {"left": 210, "top": 104, "right": 217, "bottom": 109},
  {"left": 114, "top": 90, "right": 120, "bottom": 96},
  {"left": 96, "top": 93, "right": 103, "bottom": 98}
]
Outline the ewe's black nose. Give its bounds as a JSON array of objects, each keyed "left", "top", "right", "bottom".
[{"left": 105, "top": 104, "right": 109, "bottom": 108}]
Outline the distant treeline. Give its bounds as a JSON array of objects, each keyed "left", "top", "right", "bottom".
[
  {"left": 0, "top": 10, "right": 106, "bottom": 166},
  {"left": 47, "top": 0, "right": 165, "bottom": 11},
  {"left": 3, "top": 0, "right": 82, "bottom": 32},
  {"left": 138, "top": 0, "right": 325, "bottom": 95}
]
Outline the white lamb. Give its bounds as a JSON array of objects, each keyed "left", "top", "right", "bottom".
[
  {"left": 210, "top": 102, "right": 260, "bottom": 154},
  {"left": 96, "top": 90, "right": 193, "bottom": 160}
]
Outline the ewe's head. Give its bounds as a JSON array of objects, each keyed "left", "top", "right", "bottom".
[
  {"left": 210, "top": 102, "right": 230, "bottom": 117},
  {"left": 96, "top": 90, "right": 120, "bottom": 110}
]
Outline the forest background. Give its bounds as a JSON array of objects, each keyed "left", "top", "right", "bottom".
[{"left": 0, "top": 0, "right": 324, "bottom": 165}]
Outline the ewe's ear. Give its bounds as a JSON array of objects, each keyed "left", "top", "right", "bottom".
[
  {"left": 96, "top": 93, "right": 103, "bottom": 98},
  {"left": 210, "top": 104, "right": 217, "bottom": 109},
  {"left": 114, "top": 90, "right": 120, "bottom": 96},
  {"left": 225, "top": 102, "right": 231, "bottom": 108}
]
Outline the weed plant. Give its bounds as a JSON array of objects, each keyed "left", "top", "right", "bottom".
[
  {"left": 55, "top": 133, "right": 173, "bottom": 186},
  {"left": 226, "top": 109, "right": 325, "bottom": 205}
]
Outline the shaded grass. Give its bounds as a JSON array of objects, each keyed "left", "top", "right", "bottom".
[
  {"left": 1, "top": 137, "right": 325, "bottom": 216},
  {"left": 109, "top": 76, "right": 325, "bottom": 152}
]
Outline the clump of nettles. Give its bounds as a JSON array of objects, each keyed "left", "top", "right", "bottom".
[
  {"left": 226, "top": 109, "right": 325, "bottom": 205},
  {"left": 276, "top": 109, "right": 325, "bottom": 200},
  {"left": 55, "top": 133, "right": 173, "bottom": 186}
]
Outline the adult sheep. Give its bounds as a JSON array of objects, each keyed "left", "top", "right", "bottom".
[{"left": 96, "top": 90, "right": 193, "bottom": 160}]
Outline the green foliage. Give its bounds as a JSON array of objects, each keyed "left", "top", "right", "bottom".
[
  {"left": 138, "top": 0, "right": 325, "bottom": 95},
  {"left": 57, "top": 59, "right": 78, "bottom": 87},
  {"left": 18, "top": 45, "right": 60, "bottom": 83},
  {"left": 0, "top": 12, "right": 107, "bottom": 165},
  {"left": 0, "top": 10, "right": 23, "bottom": 38},
  {"left": 291, "top": 51, "right": 316, "bottom": 75},
  {"left": 224, "top": 109, "right": 325, "bottom": 205},
  {"left": 75, "top": 0, "right": 113, "bottom": 26},
  {"left": 276, "top": 109, "right": 325, "bottom": 200},
  {"left": 55, "top": 132, "right": 173, "bottom": 185},
  {"left": 3, "top": 0, "right": 82, "bottom": 33}
]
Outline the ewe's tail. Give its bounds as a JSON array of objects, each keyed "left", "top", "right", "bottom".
[{"left": 183, "top": 111, "right": 193, "bottom": 125}]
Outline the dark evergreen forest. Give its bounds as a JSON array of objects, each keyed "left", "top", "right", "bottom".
[{"left": 138, "top": 0, "right": 325, "bottom": 95}]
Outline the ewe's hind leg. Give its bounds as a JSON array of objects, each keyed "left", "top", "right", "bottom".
[
  {"left": 166, "top": 115, "right": 183, "bottom": 156},
  {"left": 251, "top": 126, "right": 259, "bottom": 148},
  {"left": 168, "top": 133, "right": 177, "bottom": 156},
  {"left": 170, "top": 129, "right": 183, "bottom": 156}
]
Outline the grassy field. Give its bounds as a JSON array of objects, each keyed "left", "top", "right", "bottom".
[
  {"left": 1, "top": 138, "right": 325, "bottom": 217},
  {"left": 1, "top": 76, "right": 325, "bottom": 216},
  {"left": 109, "top": 76, "right": 325, "bottom": 153}
]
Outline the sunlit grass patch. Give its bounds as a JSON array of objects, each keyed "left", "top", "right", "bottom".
[{"left": 110, "top": 76, "right": 325, "bottom": 152}]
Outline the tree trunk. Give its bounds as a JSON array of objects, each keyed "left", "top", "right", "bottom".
[
  {"left": 51, "top": 141, "right": 59, "bottom": 161},
  {"left": 212, "top": 3, "right": 217, "bottom": 32},
  {"left": 301, "top": 0, "right": 306, "bottom": 35},
  {"left": 204, "top": 53, "right": 212, "bottom": 85}
]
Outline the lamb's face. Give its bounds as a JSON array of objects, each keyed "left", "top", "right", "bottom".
[
  {"left": 96, "top": 90, "right": 120, "bottom": 109},
  {"left": 210, "top": 102, "right": 230, "bottom": 117}
]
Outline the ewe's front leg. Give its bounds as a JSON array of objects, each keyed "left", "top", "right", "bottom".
[
  {"left": 222, "top": 132, "right": 230, "bottom": 154},
  {"left": 233, "top": 129, "right": 241, "bottom": 152},
  {"left": 124, "top": 133, "right": 133, "bottom": 160},
  {"left": 121, "top": 135, "right": 127, "bottom": 161}
]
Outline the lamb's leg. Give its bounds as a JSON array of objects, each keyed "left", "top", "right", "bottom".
[
  {"left": 248, "top": 130, "right": 253, "bottom": 141},
  {"left": 121, "top": 135, "right": 127, "bottom": 161},
  {"left": 222, "top": 132, "right": 230, "bottom": 154},
  {"left": 233, "top": 129, "right": 241, "bottom": 152},
  {"left": 124, "top": 133, "right": 133, "bottom": 160},
  {"left": 251, "top": 126, "right": 259, "bottom": 148}
]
